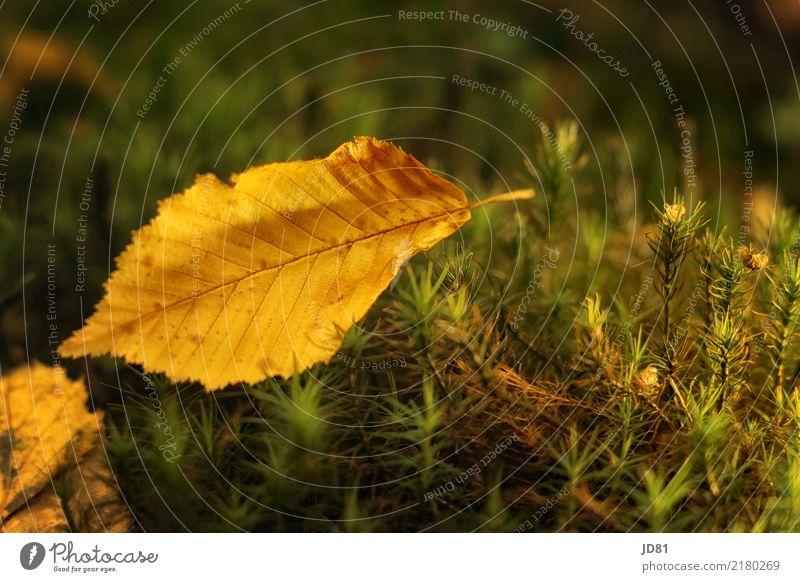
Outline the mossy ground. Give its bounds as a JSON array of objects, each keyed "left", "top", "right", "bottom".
[{"left": 91, "top": 126, "right": 800, "bottom": 532}]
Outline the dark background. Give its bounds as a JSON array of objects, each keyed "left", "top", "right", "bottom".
[{"left": 1, "top": 0, "right": 798, "bottom": 379}]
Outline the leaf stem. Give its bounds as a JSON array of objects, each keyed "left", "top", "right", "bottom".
[{"left": 469, "top": 189, "right": 535, "bottom": 209}]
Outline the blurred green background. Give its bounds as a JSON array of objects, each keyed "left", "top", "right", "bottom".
[{"left": 1, "top": 0, "right": 798, "bottom": 382}]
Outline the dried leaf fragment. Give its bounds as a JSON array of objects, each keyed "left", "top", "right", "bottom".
[
  {"left": 0, "top": 32, "right": 112, "bottom": 113},
  {"left": 2, "top": 443, "right": 134, "bottom": 533},
  {"left": 0, "top": 362, "right": 100, "bottom": 522}
]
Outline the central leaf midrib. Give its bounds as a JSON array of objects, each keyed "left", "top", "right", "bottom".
[{"left": 126, "top": 205, "right": 469, "bottom": 321}]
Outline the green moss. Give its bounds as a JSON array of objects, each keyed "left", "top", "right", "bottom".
[{"left": 72, "top": 124, "right": 799, "bottom": 532}]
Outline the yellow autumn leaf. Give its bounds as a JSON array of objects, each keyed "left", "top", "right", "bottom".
[
  {"left": 61, "top": 137, "right": 532, "bottom": 391},
  {"left": 0, "top": 362, "right": 100, "bottom": 522}
]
